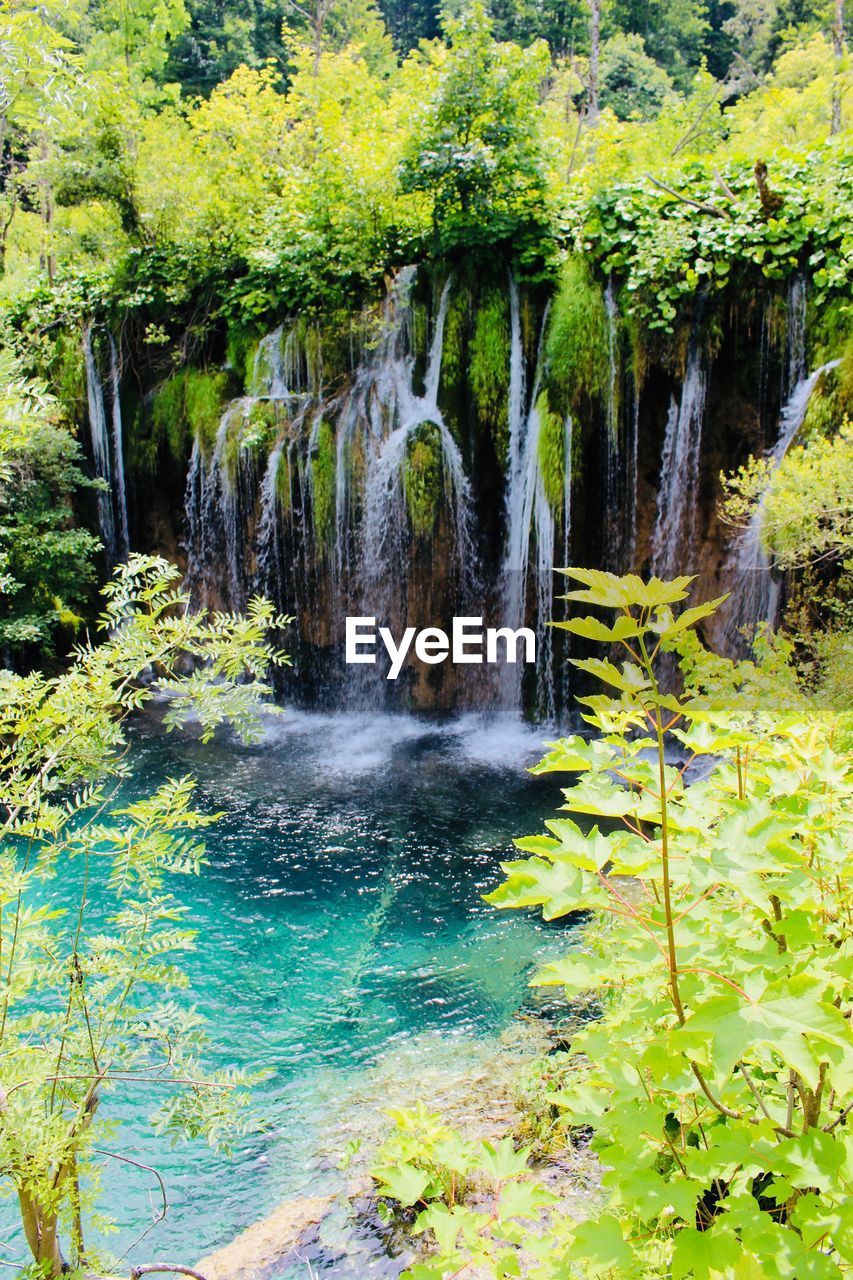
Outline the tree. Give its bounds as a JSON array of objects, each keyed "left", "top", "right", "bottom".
[
  {"left": 722, "top": 0, "right": 780, "bottom": 72},
  {"left": 599, "top": 31, "right": 674, "bottom": 118},
  {"left": 588, "top": 0, "right": 600, "bottom": 115},
  {"left": 372, "top": 573, "right": 853, "bottom": 1279},
  {"left": 0, "top": 556, "right": 290, "bottom": 1276},
  {"left": 605, "top": 0, "right": 711, "bottom": 88},
  {"left": 0, "top": 350, "right": 100, "bottom": 661},
  {"left": 400, "top": 2, "right": 552, "bottom": 265},
  {"left": 0, "top": 0, "right": 82, "bottom": 273},
  {"left": 85, "top": 0, "right": 191, "bottom": 79},
  {"left": 378, "top": 0, "right": 441, "bottom": 51},
  {"left": 282, "top": 0, "right": 393, "bottom": 73},
  {"left": 831, "top": 0, "right": 847, "bottom": 133}
]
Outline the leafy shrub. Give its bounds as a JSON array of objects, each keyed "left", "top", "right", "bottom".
[
  {"left": 378, "top": 572, "right": 853, "bottom": 1278},
  {"left": 599, "top": 33, "right": 674, "bottom": 121}
]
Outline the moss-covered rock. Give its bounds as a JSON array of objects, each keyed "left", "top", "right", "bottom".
[
  {"left": 545, "top": 258, "right": 609, "bottom": 418},
  {"left": 403, "top": 423, "right": 443, "bottom": 540},
  {"left": 470, "top": 289, "right": 511, "bottom": 463},
  {"left": 149, "top": 368, "right": 229, "bottom": 464},
  {"left": 310, "top": 418, "right": 336, "bottom": 552},
  {"left": 536, "top": 390, "right": 566, "bottom": 512}
]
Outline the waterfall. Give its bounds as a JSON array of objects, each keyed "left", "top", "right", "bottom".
[
  {"left": 651, "top": 341, "right": 707, "bottom": 579},
  {"left": 723, "top": 360, "right": 840, "bottom": 649},
  {"left": 255, "top": 438, "right": 286, "bottom": 597},
  {"left": 183, "top": 266, "right": 479, "bottom": 703},
  {"left": 360, "top": 276, "right": 475, "bottom": 615},
  {"left": 184, "top": 402, "right": 248, "bottom": 610},
  {"left": 501, "top": 287, "right": 556, "bottom": 715},
  {"left": 83, "top": 325, "right": 129, "bottom": 565},
  {"left": 786, "top": 275, "right": 807, "bottom": 395}
]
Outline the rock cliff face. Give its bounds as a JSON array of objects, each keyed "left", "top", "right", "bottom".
[{"left": 86, "top": 263, "right": 839, "bottom": 715}]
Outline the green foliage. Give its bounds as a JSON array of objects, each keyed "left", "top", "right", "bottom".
[
  {"left": 725, "top": 423, "right": 853, "bottom": 573},
  {"left": 378, "top": 572, "right": 853, "bottom": 1278},
  {"left": 310, "top": 417, "right": 337, "bottom": 551},
  {"left": 469, "top": 288, "right": 510, "bottom": 460},
  {"left": 513, "top": 1051, "right": 577, "bottom": 1158},
  {"left": 509, "top": 572, "right": 851, "bottom": 1276},
  {"left": 373, "top": 1105, "right": 556, "bottom": 1276},
  {"left": 599, "top": 33, "right": 675, "bottom": 121},
  {"left": 606, "top": 0, "right": 710, "bottom": 87},
  {"left": 535, "top": 388, "right": 565, "bottom": 512},
  {"left": 545, "top": 257, "right": 609, "bottom": 416},
  {"left": 400, "top": 2, "right": 553, "bottom": 268},
  {"left": 0, "top": 352, "right": 100, "bottom": 655},
  {"left": 580, "top": 147, "right": 852, "bottom": 332},
  {"left": 0, "top": 555, "right": 291, "bottom": 1276}
]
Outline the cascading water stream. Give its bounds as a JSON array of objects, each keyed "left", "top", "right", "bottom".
[
  {"left": 651, "top": 340, "right": 707, "bottom": 579},
  {"left": 255, "top": 438, "right": 287, "bottom": 597},
  {"left": 84, "top": 324, "right": 129, "bottom": 565},
  {"left": 723, "top": 360, "right": 840, "bottom": 648},
  {"left": 184, "top": 402, "right": 248, "bottom": 609},
  {"left": 786, "top": 275, "right": 807, "bottom": 395},
  {"left": 359, "top": 276, "right": 475, "bottom": 614},
  {"left": 500, "top": 286, "right": 556, "bottom": 715}
]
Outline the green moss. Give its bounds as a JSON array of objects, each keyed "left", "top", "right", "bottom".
[
  {"left": 802, "top": 335, "right": 853, "bottom": 439},
  {"left": 244, "top": 338, "right": 261, "bottom": 393},
  {"left": 226, "top": 322, "right": 255, "bottom": 389},
  {"left": 545, "top": 257, "right": 609, "bottom": 418},
  {"left": 536, "top": 390, "right": 565, "bottom": 512},
  {"left": 149, "top": 368, "right": 229, "bottom": 465},
  {"left": 470, "top": 289, "right": 511, "bottom": 463},
  {"left": 403, "top": 423, "right": 443, "bottom": 540},
  {"left": 184, "top": 370, "right": 229, "bottom": 456},
  {"left": 276, "top": 445, "right": 292, "bottom": 514},
  {"left": 442, "top": 288, "right": 469, "bottom": 392},
  {"left": 310, "top": 418, "right": 336, "bottom": 552},
  {"left": 411, "top": 301, "right": 428, "bottom": 365}
]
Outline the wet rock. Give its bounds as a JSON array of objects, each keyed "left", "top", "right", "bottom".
[{"left": 195, "top": 1196, "right": 331, "bottom": 1280}]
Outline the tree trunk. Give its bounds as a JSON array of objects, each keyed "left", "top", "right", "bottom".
[
  {"left": 18, "top": 1188, "right": 65, "bottom": 1279},
  {"left": 588, "top": 0, "right": 600, "bottom": 119},
  {"left": 831, "top": 0, "right": 846, "bottom": 136}
]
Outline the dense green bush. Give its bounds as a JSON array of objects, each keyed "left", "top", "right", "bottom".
[{"left": 0, "top": 357, "right": 100, "bottom": 656}]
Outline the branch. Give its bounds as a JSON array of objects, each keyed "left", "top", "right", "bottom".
[
  {"left": 645, "top": 174, "right": 731, "bottom": 219},
  {"left": 130, "top": 1267, "right": 207, "bottom": 1280}
]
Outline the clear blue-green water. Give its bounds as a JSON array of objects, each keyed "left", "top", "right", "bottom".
[{"left": 12, "top": 710, "right": 578, "bottom": 1274}]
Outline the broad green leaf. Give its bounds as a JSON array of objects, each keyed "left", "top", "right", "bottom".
[
  {"left": 479, "top": 1136, "right": 531, "bottom": 1180},
  {"left": 566, "top": 1213, "right": 633, "bottom": 1272},
  {"left": 671, "top": 1224, "right": 743, "bottom": 1279},
  {"left": 373, "top": 1162, "right": 430, "bottom": 1207}
]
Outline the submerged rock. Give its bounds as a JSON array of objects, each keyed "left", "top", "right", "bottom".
[{"left": 195, "top": 1196, "right": 331, "bottom": 1280}]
